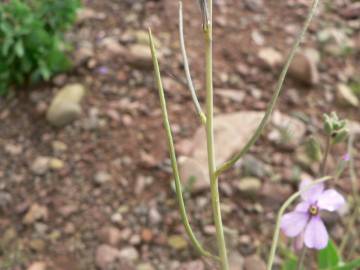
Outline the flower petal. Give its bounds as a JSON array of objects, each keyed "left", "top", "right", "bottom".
[
  {"left": 304, "top": 216, "right": 329, "bottom": 249},
  {"left": 295, "top": 201, "right": 311, "bottom": 213},
  {"left": 300, "top": 179, "right": 324, "bottom": 203},
  {"left": 317, "top": 189, "right": 346, "bottom": 212},
  {"left": 281, "top": 211, "right": 309, "bottom": 238}
]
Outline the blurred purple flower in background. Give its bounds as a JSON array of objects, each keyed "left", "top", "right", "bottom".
[
  {"left": 281, "top": 179, "right": 346, "bottom": 250},
  {"left": 97, "top": 66, "right": 110, "bottom": 75},
  {"left": 342, "top": 153, "right": 350, "bottom": 162}
]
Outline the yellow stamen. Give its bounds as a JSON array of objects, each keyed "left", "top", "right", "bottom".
[{"left": 309, "top": 205, "right": 318, "bottom": 216}]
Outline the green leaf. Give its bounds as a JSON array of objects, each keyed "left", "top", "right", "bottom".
[
  {"left": 2, "top": 37, "right": 13, "bottom": 55},
  {"left": 350, "top": 81, "right": 360, "bottom": 96},
  {"left": 317, "top": 240, "right": 341, "bottom": 269},
  {"left": 329, "top": 259, "right": 360, "bottom": 270},
  {"left": 282, "top": 256, "right": 298, "bottom": 270},
  {"left": 38, "top": 60, "right": 50, "bottom": 80},
  {"left": 15, "top": 39, "right": 24, "bottom": 57}
]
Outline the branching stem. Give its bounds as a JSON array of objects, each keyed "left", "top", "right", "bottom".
[
  {"left": 204, "top": 0, "right": 229, "bottom": 268},
  {"left": 215, "top": 0, "right": 320, "bottom": 178},
  {"left": 148, "top": 28, "right": 218, "bottom": 261},
  {"left": 179, "top": 1, "right": 206, "bottom": 125}
]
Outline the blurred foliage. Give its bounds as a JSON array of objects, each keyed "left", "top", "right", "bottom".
[
  {"left": 304, "top": 136, "right": 323, "bottom": 162},
  {"left": 0, "top": 0, "right": 81, "bottom": 95},
  {"left": 29, "top": 0, "right": 81, "bottom": 33},
  {"left": 350, "top": 80, "right": 360, "bottom": 96}
]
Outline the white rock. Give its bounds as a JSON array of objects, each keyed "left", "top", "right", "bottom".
[
  {"left": 23, "top": 203, "right": 48, "bottom": 225},
  {"left": 148, "top": 207, "right": 162, "bottom": 225},
  {"left": 31, "top": 157, "right": 50, "bottom": 175},
  {"left": 94, "top": 171, "right": 112, "bottom": 185},
  {"left": 304, "top": 48, "right": 321, "bottom": 64},
  {"left": 119, "top": 247, "right": 139, "bottom": 262},
  {"left": 215, "top": 89, "right": 246, "bottom": 103},
  {"left": 95, "top": 245, "right": 136, "bottom": 269},
  {"left": 258, "top": 47, "right": 283, "bottom": 68},
  {"left": 236, "top": 177, "right": 262, "bottom": 194},
  {"left": 270, "top": 111, "right": 307, "bottom": 147},
  {"left": 251, "top": 30, "right": 265, "bottom": 46},
  {"left": 27, "top": 262, "right": 47, "bottom": 270},
  {"left": 179, "top": 157, "right": 209, "bottom": 192},
  {"left": 180, "top": 111, "right": 264, "bottom": 191},
  {"left": 337, "top": 84, "right": 359, "bottom": 107},
  {"left": 47, "top": 84, "right": 86, "bottom": 127},
  {"left": 100, "top": 37, "right": 125, "bottom": 55},
  {"left": 49, "top": 158, "right": 64, "bottom": 170},
  {"left": 5, "top": 144, "right": 23, "bottom": 156},
  {"left": 52, "top": 141, "right": 67, "bottom": 152},
  {"left": 48, "top": 102, "right": 82, "bottom": 127},
  {"left": 127, "top": 44, "right": 153, "bottom": 69},
  {"left": 134, "top": 30, "right": 161, "bottom": 47}
]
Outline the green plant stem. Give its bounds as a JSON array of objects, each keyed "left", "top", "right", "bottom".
[
  {"left": 296, "top": 247, "right": 307, "bottom": 270},
  {"left": 215, "top": 0, "right": 320, "bottom": 178},
  {"left": 148, "top": 28, "right": 218, "bottom": 261},
  {"left": 340, "top": 134, "right": 359, "bottom": 256},
  {"left": 266, "top": 176, "right": 331, "bottom": 270},
  {"left": 320, "top": 136, "right": 331, "bottom": 176},
  {"left": 179, "top": 1, "right": 206, "bottom": 125},
  {"left": 204, "top": 0, "right": 229, "bottom": 268}
]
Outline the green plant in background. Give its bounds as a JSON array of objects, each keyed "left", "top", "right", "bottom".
[
  {"left": 350, "top": 79, "right": 360, "bottom": 96},
  {"left": 29, "top": 0, "right": 81, "bottom": 33},
  {"left": 0, "top": 0, "right": 80, "bottom": 95}
]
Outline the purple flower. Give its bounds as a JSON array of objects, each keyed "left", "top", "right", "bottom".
[
  {"left": 281, "top": 179, "right": 346, "bottom": 250},
  {"left": 342, "top": 153, "right": 350, "bottom": 162},
  {"left": 97, "top": 66, "right": 110, "bottom": 75}
]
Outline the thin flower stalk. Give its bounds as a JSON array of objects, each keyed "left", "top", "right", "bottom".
[
  {"left": 179, "top": 1, "right": 206, "bottom": 125},
  {"left": 266, "top": 176, "right": 332, "bottom": 270},
  {"left": 215, "top": 0, "right": 320, "bottom": 178},
  {"left": 297, "top": 127, "right": 331, "bottom": 270},
  {"left": 340, "top": 134, "right": 359, "bottom": 256},
  {"left": 148, "top": 28, "right": 218, "bottom": 260},
  {"left": 204, "top": 0, "right": 229, "bottom": 268},
  {"left": 320, "top": 135, "right": 331, "bottom": 175},
  {"left": 296, "top": 248, "right": 307, "bottom": 270}
]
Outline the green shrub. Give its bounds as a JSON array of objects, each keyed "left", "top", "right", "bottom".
[
  {"left": 0, "top": 0, "right": 81, "bottom": 95},
  {"left": 30, "top": 0, "right": 81, "bottom": 33}
]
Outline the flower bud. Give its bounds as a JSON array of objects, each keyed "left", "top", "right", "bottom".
[
  {"left": 332, "top": 129, "right": 349, "bottom": 144},
  {"left": 324, "top": 119, "right": 332, "bottom": 136},
  {"left": 323, "top": 112, "right": 348, "bottom": 142}
]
